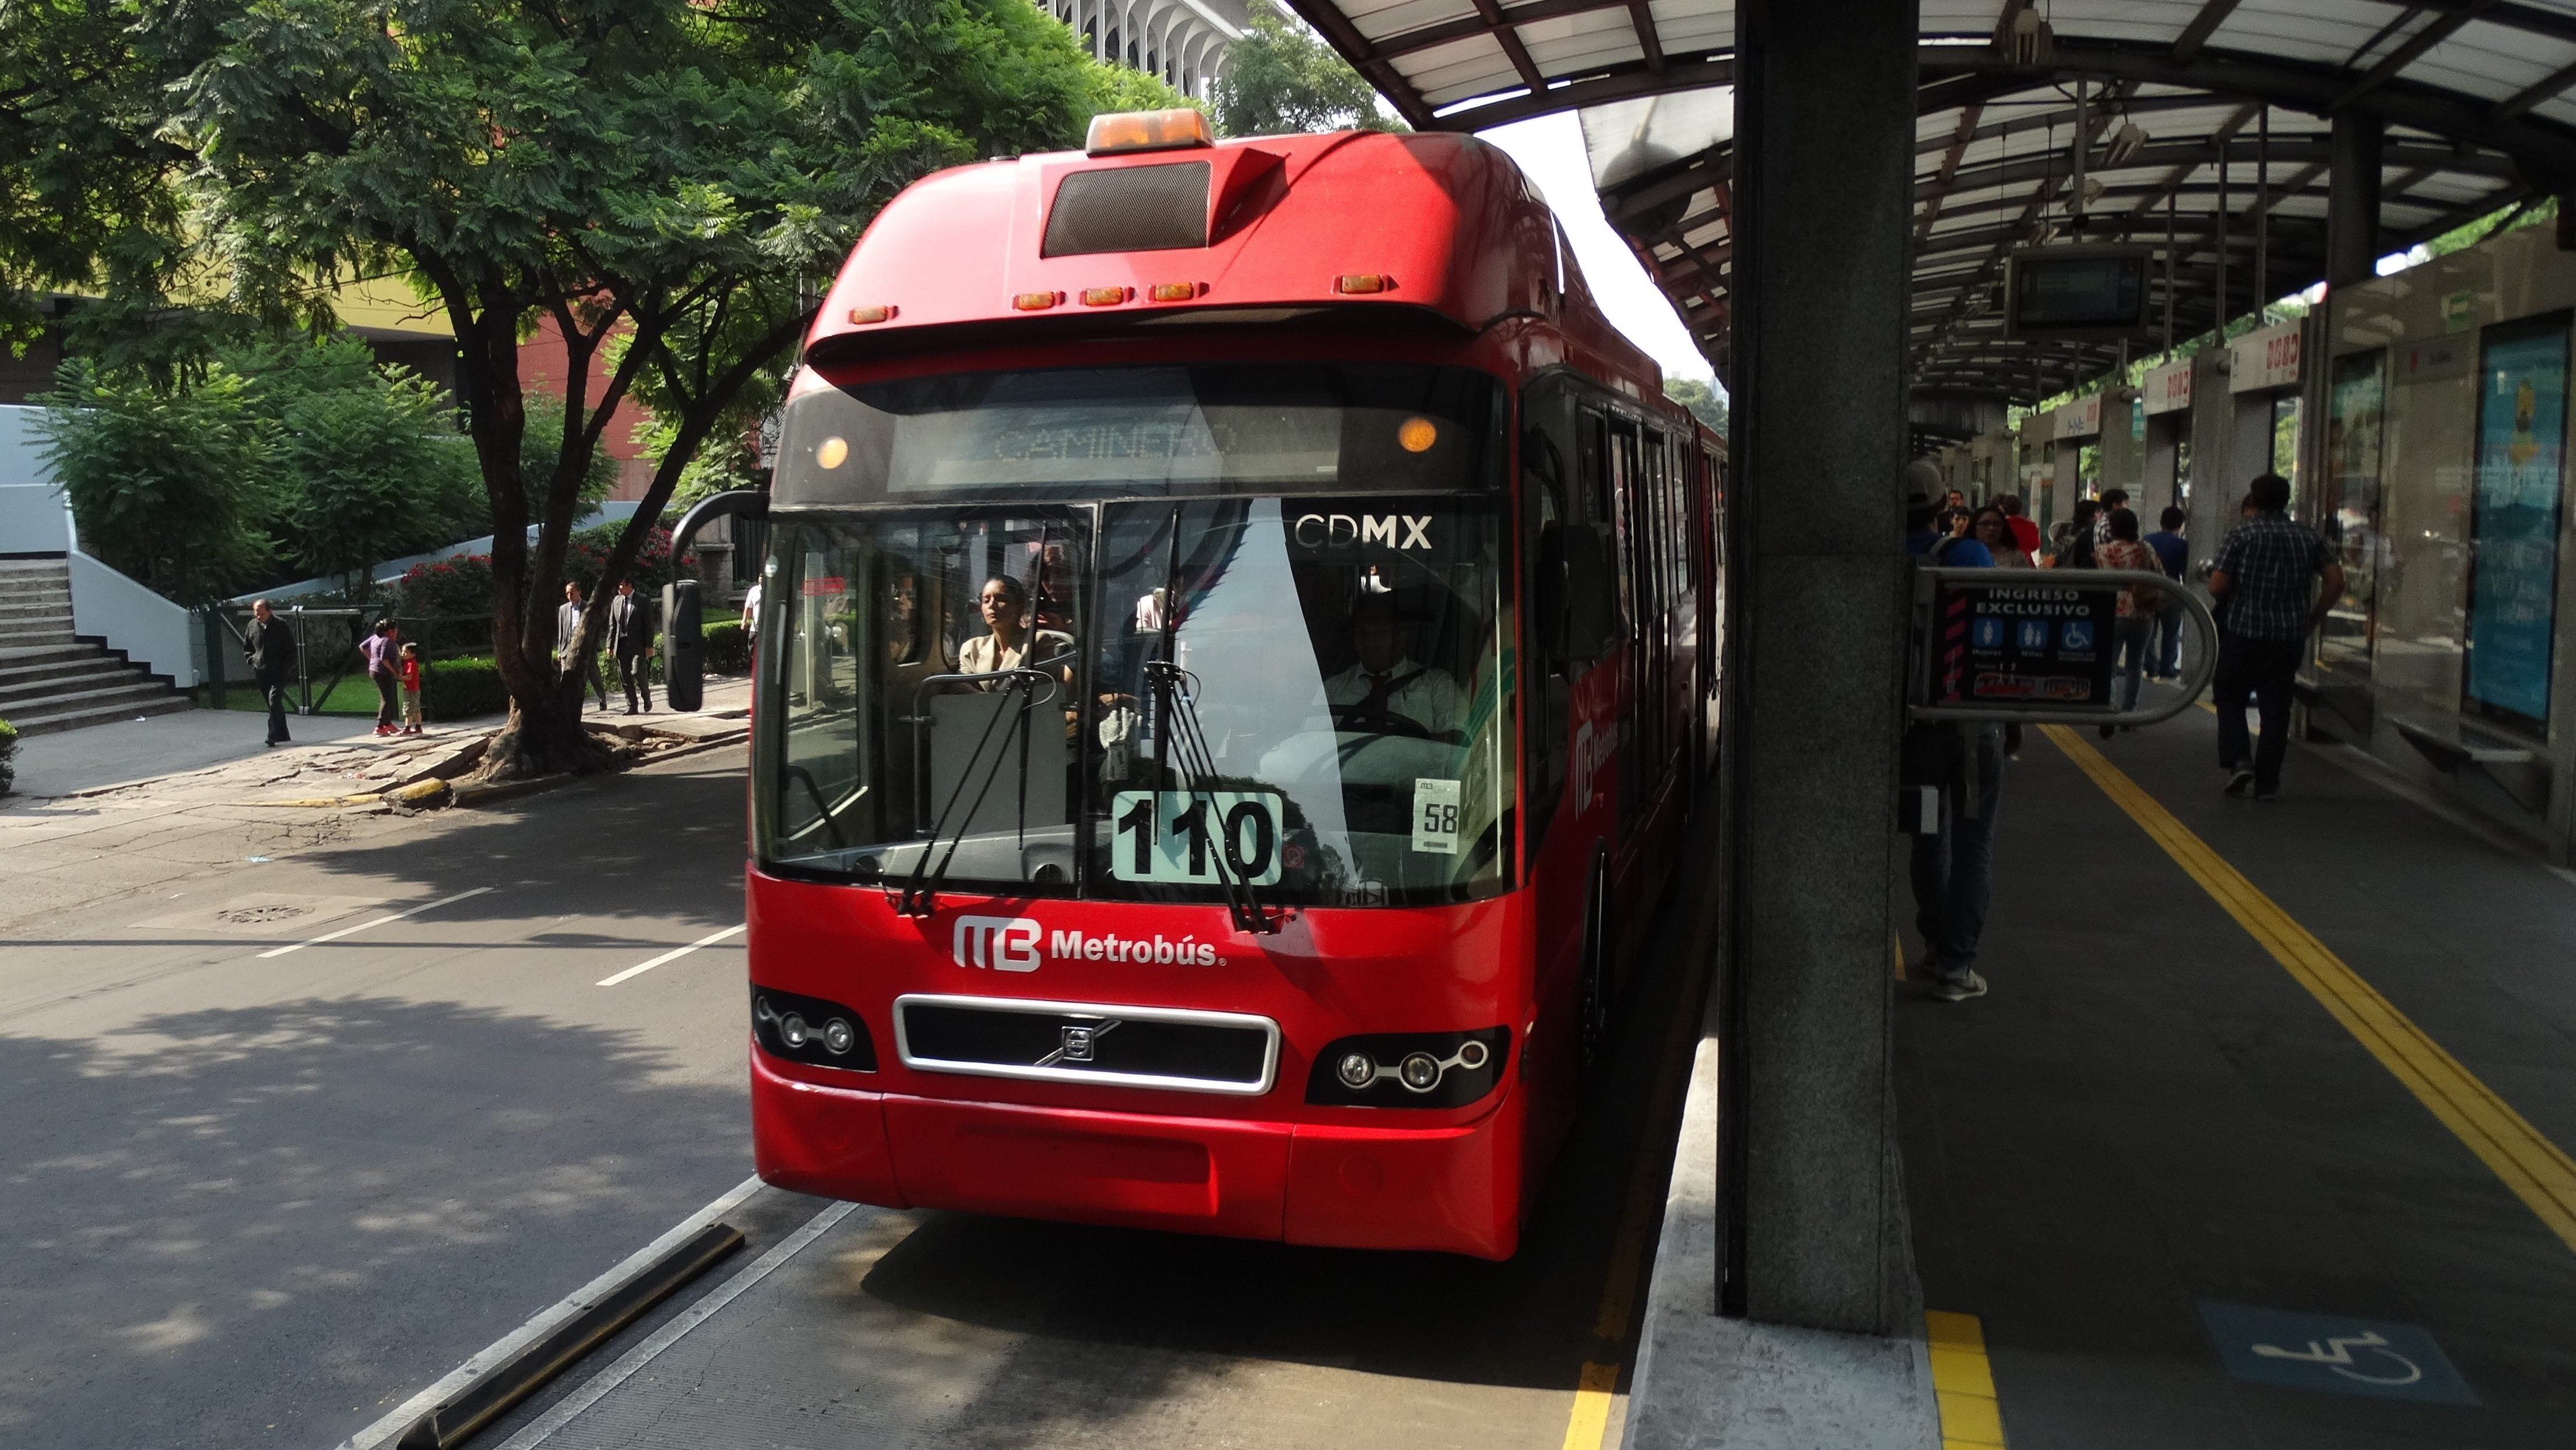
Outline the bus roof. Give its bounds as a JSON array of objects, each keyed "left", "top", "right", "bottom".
[{"left": 804, "top": 128, "right": 1660, "bottom": 392}]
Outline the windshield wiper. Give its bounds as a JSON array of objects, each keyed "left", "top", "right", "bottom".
[
  {"left": 895, "top": 667, "right": 1056, "bottom": 918},
  {"left": 1143, "top": 660, "right": 1277, "bottom": 935}
]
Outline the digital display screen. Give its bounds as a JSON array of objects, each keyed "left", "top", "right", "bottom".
[{"left": 2009, "top": 249, "right": 2151, "bottom": 332}]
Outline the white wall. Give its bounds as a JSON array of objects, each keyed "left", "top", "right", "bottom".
[
  {"left": 0, "top": 405, "right": 67, "bottom": 553},
  {"left": 66, "top": 547, "right": 198, "bottom": 685}
]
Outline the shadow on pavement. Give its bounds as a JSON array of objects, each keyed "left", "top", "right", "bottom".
[{"left": 0, "top": 995, "right": 751, "bottom": 1450}]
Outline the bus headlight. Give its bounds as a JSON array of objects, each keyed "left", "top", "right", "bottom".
[
  {"left": 751, "top": 985, "right": 877, "bottom": 1073},
  {"left": 1306, "top": 1027, "right": 1510, "bottom": 1108}
]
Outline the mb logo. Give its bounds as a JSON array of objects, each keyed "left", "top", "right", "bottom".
[{"left": 952, "top": 915, "right": 1041, "bottom": 971}]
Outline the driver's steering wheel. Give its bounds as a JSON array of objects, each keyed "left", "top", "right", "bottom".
[{"left": 1332, "top": 708, "right": 1439, "bottom": 741}]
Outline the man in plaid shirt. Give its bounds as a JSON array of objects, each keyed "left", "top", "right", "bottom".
[{"left": 2207, "top": 473, "right": 2345, "bottom": 800}]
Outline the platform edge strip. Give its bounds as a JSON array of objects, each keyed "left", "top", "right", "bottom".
[{"left": 2041, "top": 726, "right": 2576, "bottom": 1255}]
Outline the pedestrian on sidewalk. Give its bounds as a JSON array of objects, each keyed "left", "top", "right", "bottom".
[
  {"left": 2097, "top": 508, "right": 2159, "bottom": 736},
  {"left": 556, "top": 582, "right": 608, "bottom": 713},
  {"left": 740, "top": 576, "right": 764, "bottom": 646},
  {"left": 398, "top": 642, "right": 424, "bottom": 734},
  {"left": 2208, "top": 473, "right": 2343, "bottom": 800},
  {"left": 607, "top": 578, "right": 657, "bottom": 715},
  {"left": 1904, "top": 490, "right": 2000, "bottom": 1002},
  {"left": 1999, "top": 494, "right": 2042, "bottom": 558},
  {"left": 363, "top": 620, "right": 403, "bottom": 735},
  {"left": 2143, "top": 505, "right": 2190, "bottom": 680},
  {"left": 244, "top": 599, "right": 295, "bottom": 747}
]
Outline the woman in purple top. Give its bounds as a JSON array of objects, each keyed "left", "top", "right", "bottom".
[{"left": 363, "top": 621, "right": 402, "bottom": 735}]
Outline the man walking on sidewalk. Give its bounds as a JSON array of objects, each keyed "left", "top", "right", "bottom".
[
  {"left": 607, "top": 579, "right": 657, "bottom": 715},
  {"left": 556, "top": 582, "right": 609, "bottom": 713},
  {"left": 244, "top": 599, "right": 295, "bottom": 747},
  {"left": 2207, "top": 473, "right": 2343, "bottom": 801}
]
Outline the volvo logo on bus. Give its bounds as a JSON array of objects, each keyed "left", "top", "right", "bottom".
[
  {"left": 952, "top": 915, "right": 1041, "bottom": 971},
  {"left": 1293, "top": 513, "right": 1432, "bottom": 550}
]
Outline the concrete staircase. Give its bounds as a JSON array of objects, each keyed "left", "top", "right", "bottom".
[{"left": 0, "top": 557, "right": 191, "bottom": 737}]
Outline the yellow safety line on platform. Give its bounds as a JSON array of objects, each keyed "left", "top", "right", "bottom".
[
  {"left": 1926, "top": 1311, "right": 2006, "bottom": 1448},
  {"left": 2043, "top": 724, "right": 2576, "bottom": 1256},
  {"left": 1560, "top": 936, "right": 1716, "bottom": 1450}
]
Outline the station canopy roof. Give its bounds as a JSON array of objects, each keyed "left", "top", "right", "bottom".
[{"left": 1277, "top": 0, "right": 2576, "bottom": 405}]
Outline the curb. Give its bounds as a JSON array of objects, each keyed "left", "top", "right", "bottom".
[
  {"left": 450, "top": 773, "right": 577, "bottom": 809},
  {"left": 388, "top": 1222, "right": 744, "bottom": 1450}
]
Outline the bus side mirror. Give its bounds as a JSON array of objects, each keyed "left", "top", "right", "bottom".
[
  {"left": 663, "top": 578, "right": 703, "bottom": 712},
  {"left": 1542, "top": 522, "right": 1618, "bottom": 663}
]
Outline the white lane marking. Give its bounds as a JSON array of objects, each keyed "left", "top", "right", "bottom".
[
  {"left": 495, "top": 1201, "right": 859, "bottom": 1449},
  {"left": 334, "top": 1173, "right": 767, "bottom": 1450},
  {"left": 595, "top": 924, "right": 745, "bottom": 987},
  {"left": 258, "top": 886, "right": 497, "bottom": 959}
]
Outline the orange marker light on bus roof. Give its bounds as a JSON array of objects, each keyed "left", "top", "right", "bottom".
[
  {"left": 1336, "top": 273, "right": 1393, "bottom": 294},
  {"left": 1148, "top": 282, "right": 1204, "bottom": 302},
  {"left": 1080, "top": 287, "right": 1132, "bottom": 307},
  {"left": 816, "top": 437, "right": 849, "bottom": 470},
  {"left": 1012, "top": 291, "right": 1064, "bottom": 311},
  {"left": 1397, "top": 417, "right": 1439, "bottom": 453},
  {"left": 1085, "top": 108, "right": 1215, "bottom": 156},
  {"left": 846, "top": 304, "right": 896, "bottom": 325}
]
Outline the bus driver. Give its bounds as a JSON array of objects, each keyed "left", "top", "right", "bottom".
[{"left": 1323, "top": 593, "right": 1465, "bottom": 738}]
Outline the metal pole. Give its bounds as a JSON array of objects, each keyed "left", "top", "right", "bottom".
[
  {"left": 2216, "top": 146, "right": 2231, "bottom": 338},
  {"left": 2255, "top": 107, "right": 2270, "bottom": 322},
  {"left": 2072, "top": 80, "right": 2088, "bottom": 235},
  {"left": 294, "top": 606, "right": 311, "bottom": 715},
  {"left": 2164, "top": 188, "right": 2177, "bottom": 352}
]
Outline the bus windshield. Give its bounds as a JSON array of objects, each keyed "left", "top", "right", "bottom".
[{"left": 755, "top": 492, "right": 1514, "bottom": 908}]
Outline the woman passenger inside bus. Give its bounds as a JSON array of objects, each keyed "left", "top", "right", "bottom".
[{"left": 958, "top": 575, "right": 1074, "bottom": 682}]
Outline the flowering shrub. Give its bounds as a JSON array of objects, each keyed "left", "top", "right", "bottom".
[{"left": 394, "top": 527, "right": 694, "bottom": 620}]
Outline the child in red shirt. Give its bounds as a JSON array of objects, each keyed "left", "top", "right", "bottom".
[{"left": 398, "top": 643, "right": 424, "bottom": 734}]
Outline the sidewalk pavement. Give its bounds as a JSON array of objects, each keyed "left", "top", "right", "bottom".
[{"left": 0, "top": 675, "right": 751, "bottom": 933}]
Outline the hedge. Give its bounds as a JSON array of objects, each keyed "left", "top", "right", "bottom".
[
  {"left": 703, "top": 620, "right": 751, "bottom": 674},
  {"left": 0, "top": 716, "right": 16, "bottom": 796},
  {"left": 420, "top": 657, "right": 509, "bottom": 719}
]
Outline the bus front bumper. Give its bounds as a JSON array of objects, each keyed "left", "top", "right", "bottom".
[{"left": 750, "top": 1050, "right": 1523, "bottom": 1259}]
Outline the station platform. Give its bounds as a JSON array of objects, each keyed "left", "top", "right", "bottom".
[{"left": 1895, "top": 705, "right": 2576, "bottom": 1448}]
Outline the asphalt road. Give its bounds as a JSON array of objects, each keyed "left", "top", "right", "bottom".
[
  {"left": 0, "top": 751, "right": 1717, "bottom": 1450},
  {"left": 0, "top": 754, "right": 758, "bottom": 1448}
]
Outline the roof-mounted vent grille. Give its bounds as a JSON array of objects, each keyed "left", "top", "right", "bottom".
[{"left": 1043, "top": 162, "right": 1210, "bottom": 257}]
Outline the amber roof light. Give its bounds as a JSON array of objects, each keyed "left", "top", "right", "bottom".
[
  {"left": 1336, "top": 273, "right": 1394, "bottom": 295},
  {"left": 1085, "top": 108, "right": 1215, "bottom": 157}
]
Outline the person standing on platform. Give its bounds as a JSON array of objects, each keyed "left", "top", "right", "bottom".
[
  {"left": 2095, "top": 488, "right": 2129, "bottom": 546},
  {"left": 1999, "top": 495, "right": 2043, "bottom": 559},
  {"left": 1903, "top": 491, "right": 1998, "bottom": 1001},
  {"left": 244, "top": 599, "right": 296, "bottom": 748},
  {"left": 2052, "top": 499, "right": 2100, "bottom": 569},
  {"left": 2208, "top": 473, "right": 2343, "bottom": 800},
  {"left": 556, "top": 582, "right": 608, "bottom": 713},
  {"left": 2143, "top": 506, "right": 2190, "bottom": 680},
  {"left": 2097, "top": 508, "right": 2159, "bottom": 736},
  {"left": 1970, "top": 506, "right": 2032, "bottom": 567},
  {"left": 607, "top": 579, "right": 658, "bottom": 715}
]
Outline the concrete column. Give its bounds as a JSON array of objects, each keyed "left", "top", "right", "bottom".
[
  {"left": 2327, "top": 111, "right": 2385, "bottom": 290},
  {"left": 2143, "top": 413, "right": 2180, "bottom": 518},
  {"left": 1720, "top": 0, "right": 1920, "bottom": 1335}
]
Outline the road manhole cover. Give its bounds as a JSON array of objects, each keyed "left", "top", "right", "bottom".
[{"left": 216, "top": 904, "right": 312, "bottom": 925}]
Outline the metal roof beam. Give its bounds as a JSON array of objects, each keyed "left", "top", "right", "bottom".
[
  {"left": 2330, "top": 3, "right": 2496, "bottom": 112},
  {"left": 1917, "top": 104, "right": 1985, "bottom": 250},
  {"left": 2173, "top": 0, "right": 2246, "bottom": 61}
]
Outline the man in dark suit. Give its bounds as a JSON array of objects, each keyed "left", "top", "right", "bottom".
[
  {"left": 243, "top": 599, "right": 296, "bottom": 747},
  {"left": 606, "top": 579, "right": 658, "bottom": 714}
]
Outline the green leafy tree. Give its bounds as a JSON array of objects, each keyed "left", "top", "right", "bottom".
[
  {"left": 1663, "top": 376, "right": 1727, "bottom": 437},
  {"left": 1211, "top": 1, "right": 1401, "bottom": 138},
  {"left": 36, "top": 362, "right": 273, "bottom": 604},
  {"left": 159, "top": 0, "right": 1105, "bottom": 777}
]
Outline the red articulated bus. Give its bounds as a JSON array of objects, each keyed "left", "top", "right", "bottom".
[{"left": 744, "top": 110, "right": 1724, "bottom": 1259}]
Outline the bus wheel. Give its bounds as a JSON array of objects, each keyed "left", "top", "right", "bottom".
[{"left": 1576, "top": 858, "right": 1612, "bottom": 1075}]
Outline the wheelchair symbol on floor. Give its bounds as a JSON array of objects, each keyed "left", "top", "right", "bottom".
[{"left": 2249, "top": 1331, "right": 2423, "bottom": 1385}]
